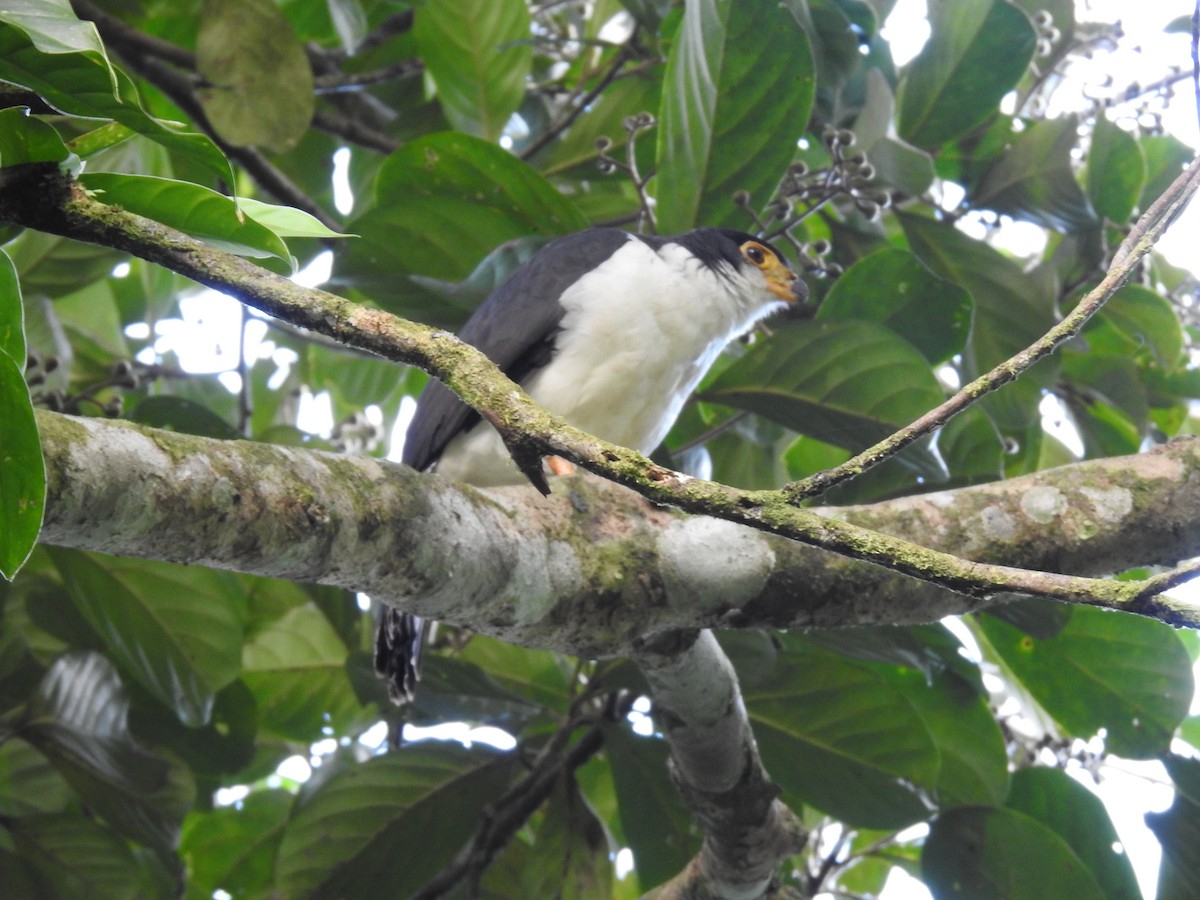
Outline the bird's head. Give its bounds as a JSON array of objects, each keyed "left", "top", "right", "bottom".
[{"left": 677, "top": 228, "right": 807, "bottom": 307}]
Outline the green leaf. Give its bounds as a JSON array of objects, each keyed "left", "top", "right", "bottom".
[
  {"left": 937, "top": 406, "right": 1004, "bottom": 483},
  {"left": 1138, "top": 133, "right": 1194, "bottom": 214},
  {"left": 1068, "top": 345, "right": 1148, "bottom": 413},
  {"left": 601, "top": 721, "right": 696, "bottom": 891},
  {"left": 897, "top": 0, "right": 1037, "bottom": 149},
  {"left": 275, "top": 744, "right": 516, "bottom": 899},
  {"left": 0, "top": 738, "right": 70, "bottom": 816},
  {"left": 456, "top": 635, "right": 573, "bottom": 710},
  {"left": 339, "top": 133, "right": 587, "bottom": 315},
  {"left": 237, "top": 197, "right": 351, "bottom": 239},
  {"left": 923, "top": 806, "right": 1106, "bottom": 899},
  {"left": 0, "top": 107, "right": 71, "bottom": 167},
  {"left": 0, "top": 3, "right": 233, "bottom": 186},
  {"left": 4, "top": 812, "right": 142, "bottom": 900},
  {"left": 78, "top": 173, "right": 292, "bottom": 267},
  {"left": 0, "top": 350, "right": 44, "bottom": 582},
  {"left": 901, "top": 212, "right": 1058, "bottom": 429},
  {"left": 524, "top": 775, "right": 614, "bottom": 898},
  {"left": 655, "top": 0, "right": 816, "bottom": 232},
  {"left": 64, "top": 121, "right": 136, "bottom": 160},
  {"left": 701, "top": 319, "right": 945, "bottom": 451},
  {"left": 411, "top": 655, "right": 545, "bottom": 732},
  {"left": 1006, "top": 768, "right": 1140, "bottom": 900},
  {"left": 978, "top": 606, "right": 1193, "bottom": 758},
  {"left": 181, "top": 789, "right": 293, "bottom": 899},
  {"left": 20, "top": 651, "right": 191, "bottom": 852},
  {"left": 1090, "top": 284, "right": 1184, "bottom": 371},
  {"left": 129, "top": 396, "right": 239, "bottom": 439},
  {"left": 1087, "top": 116, "right": 1145, "bottom": 225},
  {"left": 818, "top": 248, "right": 972, "bottom": 364},
  {"left": 1147, "top": 754, "right": 1200, "bottom": 899},
  {"left": 411, "top": 0, "right": 532, "bottom": 140},
  {"left": 972, "top": 115, "right": 1097, "bottom": 232},
  {"left": 745, "top": 642, "right": 939, "bottom": 828},
  {"left": 196, "top": 0, "right": 314, "bottom": 152},
  {"left": 853, "top": 70, "right": 936, "bottom": 195},
  {"left": 0, "top": 249, "right": 24, "bottom": 364},
  {"left": 541, "top": 74, "right": 663, "bottom": 176},
  {"left": 241, "top": 602, "right": 365, "bottom": 740},
  {"left": 48, "top": 551, "right": 244, "bottom": 727},
  {"left": 903, "top": 673, "right": 1009, "bottom": 808}
]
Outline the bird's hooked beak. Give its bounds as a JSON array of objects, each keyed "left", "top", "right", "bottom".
[{"left": 762, "top": 254, "right": 806, "bottom": 304}]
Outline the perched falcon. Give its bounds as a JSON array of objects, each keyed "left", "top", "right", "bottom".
[{"left": 375, "top": 226, "right": 804, "bottom": 702}]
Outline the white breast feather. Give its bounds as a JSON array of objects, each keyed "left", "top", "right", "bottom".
[{"left": 435, "top": 236, "right": 784, "bottom": 487}]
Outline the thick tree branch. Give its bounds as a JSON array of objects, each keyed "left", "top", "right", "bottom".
[
  {"left": 33, "top": 410, "right": 1200, "bottom": 648},
  {"left": 635, "top": 631, "right": 806, "bottom": 899},
  {"left": 3, "top": 165, "right": 1197, "bottom": 623}
]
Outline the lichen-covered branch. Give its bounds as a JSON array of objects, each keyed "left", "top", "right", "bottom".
[
  {"left": 3, "top": 164, "right": 1198, "bottom": 623},
  {"left": 635, "top": 631, "right": 807, "bottom": 899},
  {"left": 34, "top": 411, "right": 1200, "bottom": 646}
]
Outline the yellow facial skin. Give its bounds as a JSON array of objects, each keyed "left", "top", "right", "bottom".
[{"left": 740, "top": 239, "right": 801, "bottom": 302}]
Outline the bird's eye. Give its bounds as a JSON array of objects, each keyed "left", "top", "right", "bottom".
[{"left": 743, "top": 243, "right": 767, "bottom": 266}]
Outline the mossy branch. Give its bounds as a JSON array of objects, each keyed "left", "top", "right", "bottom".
[{"left": 2, "top": 163, "right": 1199, "bottom": 626}]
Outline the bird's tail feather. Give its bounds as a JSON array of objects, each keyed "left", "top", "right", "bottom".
[{"left": 373, "top": 607, "right": 428, "bottom": 704}]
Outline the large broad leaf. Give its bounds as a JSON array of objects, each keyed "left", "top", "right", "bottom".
[
  {"left": 818, "top": 248, "right": 972, "bottom": 364},
  {"left": 0, "top": 250, "right": 43, "bottom": 581},
  {"left": 196, "top": 0, "right": 314, "bottom": 152},
  {"left": 455, "top": 634, "right": 573, "bottom": 711},
  {"left": 0, "top": 738, "right": 70, "bottom": 816},
  {"left": 275, "top": 744, "right": 516, "bottom": 899},
  {"left": 0, "top": 1, "right": 233, "bottom": 185},
  {"left": 48, "top": 551, "right": 244, "bottom": 727},
  {"left": 1087, "top": 116, "right": 1146, "bottom": 225},
  {"left": 937, "top": 405, "right": 1005, "bottom": 483},
  {"left": 900, "top": 212, "right": 1058, "bottom": 429},
  {"left": 601, "top": 721, "right": 696, "bottom": 891},
  {"left": 79, "top": 173, "right": 292, "bottom": 268},
  {"left": 411, "top": 0, "right": 532, "bottom": 140},
  {"left": 886, "top": 668, "right": 1009, "bottom": 808},
  {"left": 744, "top": 641, "right": 939, "bottom": 828},
  {"left": 523, "top": 775, "right": 614, "bottom": 898},
  {"left": 3, "top": 812, "right": 142, "bottom": 899},
  {"left": 181, "top": 788, "right": 293, "bottom": 899},
  {"left": 338, "top": 133, "right": 587, "bottom": 315},
  {"left": 978, "top": 606, "right": 1193, "bottom": 759},
  {"left": 923, "top": 806, "right": 1107, "bottom": 899},
  {"left": 655, "top": 0, "right": 815, "bottom": 233},
  {"left": 852, "top": 69, "right": 936, "bottom": 196},
  {"left": 240, "top": 602, "right": 366, "bottom": 740},
  {"left": 1147, "top": 755, "right": 1200, "bottom": 899},
  {"left": 20, "top": 652, "right": 192, "bottom": 853},
  {"left": 1087, "top": 283, "right": 1184, "bottom": 371},
  {"left": 1006, "top": 768, "right": 1140, "bottom": 900},
  {"left": 897, "top": 0, "right": 1036, "bottom": 150},
  {"left": 1138, "top": 133, "right": 1194, "bottom": 214},
  {"left": 541, "top": 73, "right": 663, "bottom": 176},
  {"left": 0, "top": 106, "right": 71, "bottom": 167},
  {"left": 701, "top": 319, "right": 945, "bottom": 451},
  {"left": 972, "top": 116, "right": 1097, "bottom": 233}
]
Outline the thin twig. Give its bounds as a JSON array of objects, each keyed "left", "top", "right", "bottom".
[
  {"left": 785, "top": 152, "right": 1200, "bottom": 503},
  {"left": 313, "top": 59, "right": 423, "bottom": 92},
  {"left": 520, "top": 44, "right": 634, "bottom": 161},
  {"left": 411, "top": 718, "right": 606, "bottom": 899}
]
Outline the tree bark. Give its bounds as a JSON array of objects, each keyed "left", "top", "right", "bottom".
[{"left": 37, "top": 410, "right": 1200, "bottom": 656}]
